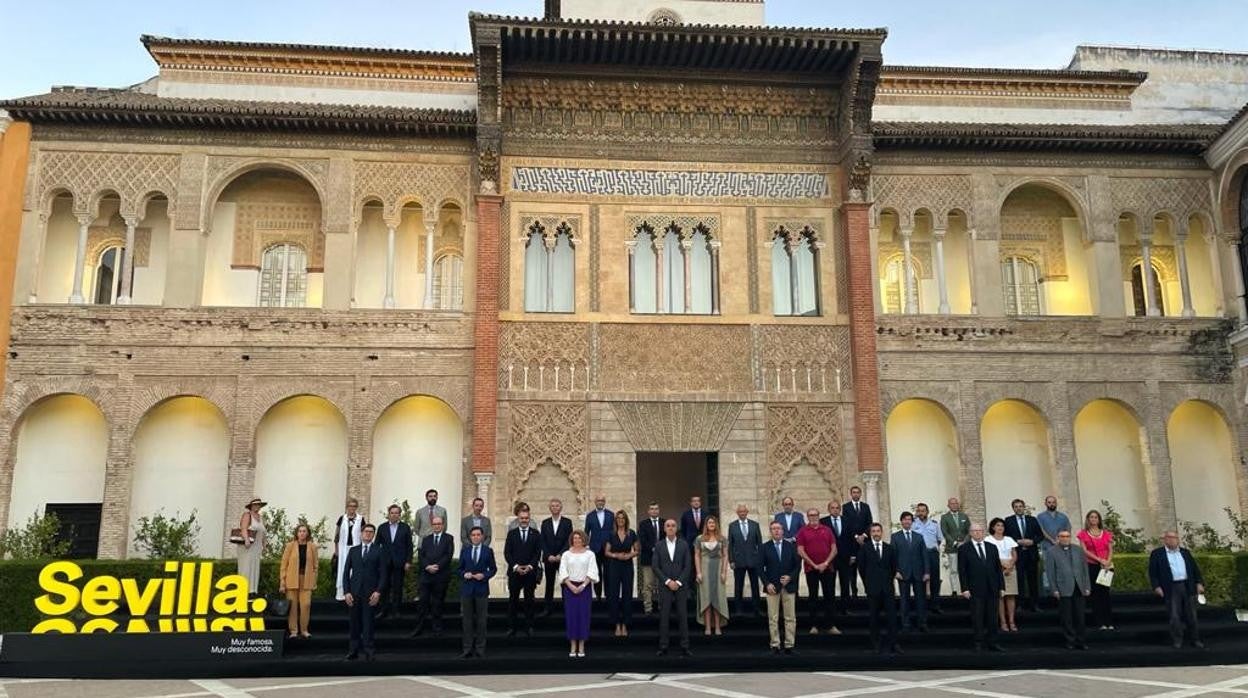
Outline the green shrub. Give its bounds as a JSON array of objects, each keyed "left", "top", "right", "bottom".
[
  {"left": 132, "top": 510, "right": 201, "bottom": 560},
  {"left": 260, "top": 508, "right": 331, "bottom": 564},
  {"left": 0, "top": 511, "right": 70, "bottom": 560},
  {"left": 1111, "top": 552, "right": 1239, "bottom": 606}
]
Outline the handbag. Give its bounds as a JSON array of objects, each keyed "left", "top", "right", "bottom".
[
  {"left": 267, "top": 594, "right": 291, "bottom": 618},
  {"left": 1096, "top": 568, "right": 1114, "bottom": 588},
  {"left": 229, "top": 528, "right": 248, "bottom": 545}
]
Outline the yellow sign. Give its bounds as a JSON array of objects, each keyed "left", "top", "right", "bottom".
[{"left": 32, "top": 561, "right": 268, "bottom": 633}]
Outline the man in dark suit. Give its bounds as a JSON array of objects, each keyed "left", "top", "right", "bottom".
[
  {"left": 822, "top": 500, "right": 858, "bottom": 613},
  {"left": 539, "top": 498, "right": 573, "bottom": 616},
  {"left": 859, "top": 523, "right": 900, "bottom": 655},
  {"left": 638, "top": 502, "right": 663, "bottom": 615},
  {"left": 842, "top": 486, "right": 873, "bottom": 596},
  {"left": 652, "top": 518, "right": 692, "bottom": 657},
  {"left": 761, "top": 520, "right": 801, "bottom": 654},
  {"left": 1148, "top": 530, "right": 1206, "bottom": 649},
  {"left": 459, "top": 526, "right": 497, "bottom": 658},
  {"left": 504, "top": 508, "right": 542, "bottom": 637},
  {"left": 584, "top": 494, "right": 614, "bottom": 599},
  {"left": 680, "top": 495, "right": 708, "bottom": 545},
  {"left": 772, "top": 497, "right": 804, "bottom": 542},
  {"left": 410, "top": 515, "right": 454, "bottom": 637},
  {"left": 342, "top": 524, "right": 386, "bottom": 661},
  {"left": 958, "top": 522, "right": 1004, "bottom": 651},
  {"left": 1003, "top": 499, "right": 1042, "bottom": 612},
  {"left": 728, "top": 503, "right": 763, "bottom": 617},
  {"left": 890, "top": 511, "right": 930, "bottom": 632},
  {"left": 375, "top": 504, "right": 413, "bottom": 620}
]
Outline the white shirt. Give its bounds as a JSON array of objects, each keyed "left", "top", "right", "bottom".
[
  {"left": 388, "top": 522, "right": 398, "bottom": 540},
  {"left": 472, "top": 545, "right": 481, "bottom": 563},
  {"left": 991, "top": 535, "right": 1018, "bottom": 561},
  {"left": 665, "top": 537, "right": 678, "bottom": 560},
  {"left": 829, "top": 516, "right": 841, "bottom": 535},
  {"left": 556, "top": 549, "right": 599, "bottom": 585},
  {"left": 519, "top": 526, "right": 530, "bottom": 542},
  {"left": 739, "top": 519, "right": 750, "bottom": 537},
  {"left": 974, "top": 540, "right": 986, "bottom": 558},
  {"left": 596, "top": 509, "right": 606, "bottom": 526}
]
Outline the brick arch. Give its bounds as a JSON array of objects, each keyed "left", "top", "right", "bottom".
[
  {"left": 360, "top": 378, "right": 470, "bottom": 428},
  {"left": 1066, "top": 383, "right": 1148, "bottom": 426},
  {"left": 1159, "top": 384, "right": 1237, "bottom": 428},
  {"left": 2, "top": 378, "right": 120, "bottom": 438},
  {"left": 880, "top": 383, "right": 960, "bottom": 425},
  {"left": 127, "top": 379, "right": 236, "bottom": 433},
  {"left": 252, "top": 390, "right": 352, "bottom": 433},
  {"left": 975, "top": 393, "right": 1055, "bottom": 429},
  {"left": 1216, "top": 154, "right": 1248, "bottom": 240}
]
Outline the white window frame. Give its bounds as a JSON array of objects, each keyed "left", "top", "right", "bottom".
[{"left": 257, "top": 242, "right": 307, "bottom": 308}]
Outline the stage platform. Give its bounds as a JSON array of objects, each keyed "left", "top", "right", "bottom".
[{"left": 3, "top": 592, "right": 1244, "bottom": 679}]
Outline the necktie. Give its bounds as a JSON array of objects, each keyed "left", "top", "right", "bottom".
[
  {"left": 832, "top": 517, "right": 839, "bottom": 534},
  {"left": 775, "top": 542, "right": 782, "bottom": 558},
  {"left": 854, "top": 502, "right": 860, "bottom": 514},
  {"left": 905, "top": 531, "right": 911, "bottom": 545},
  {"left": 977, "top": 542, "right": 984, "bottom": 559},
  {"left": 653, "top": 519, "right": 659, "bottom": 533},
  {"left": 875, "top": 542, "right": 881, "bottom": 556},
  {"left": 521, "top": 528, "right": 527, "bottom": 543},
  {"left": 363, "top": 544, "right": 369, "bottom": 556},
  {"left": 347, "top": 518, "right": 355, "bottom": 545},
  {"left": 434, "top": 534, "right": 440, "bottom": 546},
  {"left": 694, "top": 510, "right": 701, "bottom": 528},
  {"left": 473, "top": 546, "right": 479, "bottom": 564}
]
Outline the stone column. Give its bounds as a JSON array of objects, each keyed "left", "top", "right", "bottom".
[
  {"left": 27, "top": 212, "right": 47, "bottom": 303},
  {"left": 933, "top": 226, "right": 951, "bottom": 314},
  {"left": 1141, "top": 239, "right": 1160, "bottom": 316},
  {"left": 842, "top": 200, "right": 885, "bottom": 474},
  {"left": 956, "top": 380, "right": 987, "bottom": 523},
  {"left": 1230, "top": 240, "right": 1248, "bottom": 323},
  {"left": 470, "top": 193, "right": 504, "bottom": 478},
  {"left": 321, "top": 225, "right": 353, "bottom": 311},
  {"left": 68, "top": 212, "right": 90, "bottom": 304},
  {"left": 1205, "top": 231, "right": 1227, "bottom": 318},
  {"left": 625, "top": 240, "right": 637, "bottom": 311},
  {"left": 544, "top": 233, "right": 556, "bottom": 311},
  {"left": 1086, "top": 239, "right": 1127, "bottom": 318},
  {"left": 383, "top": 221, "right": 397, "bottom": 309},
  {"left": 681, "top": 238, "right": 693, "bottom": 313},
  {"left": 862, "top": 471, "right": 882, "bottom": 525},
  {"left": 423, "top": 215, "right": 437, "bottom": 309},
  {"left": 655, "top": 239, "right": 665, "bottom": 313},
  {"left": 117, "top": 215, "right": 138, "bottom": 305},
  {"left": 972, "top": 237, "right": 1004, "bottom": 316},
  {"left": 475, "top": 473, "right": 493, "bottom": 514},
  {"left": 1175, "top": 230, "right": 1195, "bottom": 318},
  {"left": 899, "top": 226, "right": 916, "bottom": 314},
  {"left": 966, "top": 228, "right": 979, "bottom": 315},
  {"left": 1141, "top": 381, "right": 1177, "bottom": 535}
]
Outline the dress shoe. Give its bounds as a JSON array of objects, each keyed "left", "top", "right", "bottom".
[
  {"left": 783, "top": 648, "right": 795, "bottom": 656},
  {"left": 972, "top": 643, "right": 984, "bottom": 652},
  {"left": 825, "top": 626, "right": 842, "bottom": 636},
  {"left": 988, "top": 644, "right": 1005, "bottom": 652},
  {"left": 930, "top": 607, "right": 944, "bottom": 615},
  {"left": 656, "top": 648, "right": 668, "bottom": 657},
  {"left": 538, "top": 608, "right": 551, "bottom": 618},
  {"left": 1076, "top": 643, "right": 1089, "bottom": 650},
  {"left": 918, "top": 625, "right": 929, "bottom": 633},
  {"left": 345, "top": 652, "right": 359, "bottom": 661},
  {"left": 771, "top": 647, "right": 782, "bottom": 655},
  {"left": 459, "top": 650, "right": 474, "bottom": 659},
  {"left": 891, "top": 645, "right": 904, "bottom": 655},
  {"left": 1064, "top": 642, "right": 1076, "bottom": 650},
  {"left": 364, "top": 650, "right": 375, "bottom": 662},
  {"left": 506, "top": 628, "right": 517, "bottom": 638},
  {"left": 409, "top": 626, "right": 424, "bottom": 637},
  {"left": 681, "top": 648, "right": 693, "bottom": 657},
  {"left": 1193, "top": 640, "right": 1206, "bottom": 649},
  {"left": 475, "top": 650, "right": 485, "bottom": 658},
  {"left": 1172, "top": 641, "right": 1183, "bottom": 649}
]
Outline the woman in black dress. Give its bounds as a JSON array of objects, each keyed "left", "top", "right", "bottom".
[{"left": 603, "top": 509, "right": 639, "bottom": 637}]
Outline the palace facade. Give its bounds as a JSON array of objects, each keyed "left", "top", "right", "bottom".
[{"left": 1, "top": 0, "right": 1247, "bottom": 559}]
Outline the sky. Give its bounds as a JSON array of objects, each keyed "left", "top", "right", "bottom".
[{"left": 2, "top": 0, "right": 1248, "bottom": 99}]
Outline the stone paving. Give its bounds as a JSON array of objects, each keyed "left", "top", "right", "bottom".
[{"left": 6, "top": 667, "right": 1248, "bottom": 698}]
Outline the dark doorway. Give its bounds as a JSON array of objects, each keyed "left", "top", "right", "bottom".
[
  {"left": 45, "top": 503, "right": 102, "bottom": 559},
  {"left": 635, "top": 452, "right": 719, "bottom": 525}
]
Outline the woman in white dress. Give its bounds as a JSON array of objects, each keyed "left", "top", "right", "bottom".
[
  {"left": 988, "top": 517, "right": 1020, "bottom": 633},
  {"left": 333, "top": 497, "right": 365, "bottom": 601},
  {"left": 236, "top": 497, "right": 267, "bottom": 595}
]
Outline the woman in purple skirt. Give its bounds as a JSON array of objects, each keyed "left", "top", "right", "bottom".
[{"left": 557, "top": 529, "right": 599, "bottom": 657}]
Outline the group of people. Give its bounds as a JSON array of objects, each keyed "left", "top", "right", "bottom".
[{"left": 235, "top": 488, "right": 1209, "bottom": 661}]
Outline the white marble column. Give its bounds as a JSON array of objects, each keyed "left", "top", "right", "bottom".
[
  {"left": 1206, "top": 231, "right": 1227, "bottom": 318},
  {"left": 423, "top": 217, "right": 437, "bottom": 309},
  {"left": 900, "top": 226, "right": 917, "bottom": 314},
  {"left": 933, "top": 227, "right": 950, "bottom": 314},
  {"left": 1141, "top": 239, "right": 1160, "bottom": 317},
  {"left": 27, "top": 212, "right": 48, "bottom": 304},
  {"left": 68, "top": 213, "right": 91, "bottom": 304},
  {"left": 383, "top": 223, "right": 397, "bottom": 309},
  {"left": 545, "top": 234, "right": 556, "bottom": 311},
  {"left": 862, "top": 471, "right": 882, "bottom": 525},
  {"left": 710, "top": 240, "right": 722, "bottom": 314},
  {"left": 655, "top": 239, "right": 665, "bottom": 313},
  {"left": 967, "top": 228, "right": 979, "bottom": 315},
  {"left": 117, "top": 215, "right": 138, "bottom": 305},
  {"left": 625, "top": 240, "right": 637, "bottom": 311},
  {"left": 1175, "top": 231, "right": 1195, "bottom": 318},
  {"left": 681, "top": 238, "right": 693, "bottom": 314}
]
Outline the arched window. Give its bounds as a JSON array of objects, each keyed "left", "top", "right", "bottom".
[
  {"left": 522, "top": 222, "right": 575, "bottom": 313},
  {"left": 882, "top": 255, "right": 918, "bottom": 314},
  {"left": 771, "top": 227, "right": 821, "bottom": 316},
  {"left": 258, "top": 243, "right": 307, "bottom": 307},
  {"left": 92, "top": 245, "right": 128, "bottom": 305},
  {"left": 630, "top": 224, "right": 658, "bottom": 313},
  {"left": 1130, "top": 262, "right": 1166, "bottom": 317},
  {"left": 1001, "top": 256, "right": 1042, "bottom": 316},
  {"left": 432, "top": 253, "right": 464, "bottom": 310}
]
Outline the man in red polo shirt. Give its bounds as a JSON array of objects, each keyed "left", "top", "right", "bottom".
[{"left": 796, "top": 507, "right": 840, "bottom": 636}]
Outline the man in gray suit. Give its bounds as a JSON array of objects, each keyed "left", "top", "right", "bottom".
[
  {"left": 460, "top": 497, "right": 493, "bottom": 544},
  {"left": 890, "top": 511, "right": 929, "bottom": 632},
  {"left": 415, "top": 489, "right": 448, "bottom": 542},
  {"left": 728, "top": 503, "right": 763, "bottom": 617},
  {"left": 653, "top": 518, "right": 692, "bottom": 657},
  {"left": 1045, "top": 529, "right": 1092, "bottom": 650}
]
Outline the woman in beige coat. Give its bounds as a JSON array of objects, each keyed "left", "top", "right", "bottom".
[{"left": 279, "top": 523, "right": 319, "bottom": 638}]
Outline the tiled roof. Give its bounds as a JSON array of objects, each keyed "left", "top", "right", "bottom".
[
  {"left": 140, "top": 34, "right": 473, "bottom": 62},
  {"left": 882, "top": 65, "right": 1147, "bottom": 83},
  {"left": 873, "top": 121, "right": 1221, "bottom": 154},
  {"left": 0, "top": 88, "right": 476, "bottom": 137}
]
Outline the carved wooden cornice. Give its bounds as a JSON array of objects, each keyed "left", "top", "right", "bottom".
[{"left": 878, "top": 65, "right": 1145, "bottom": 104}]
